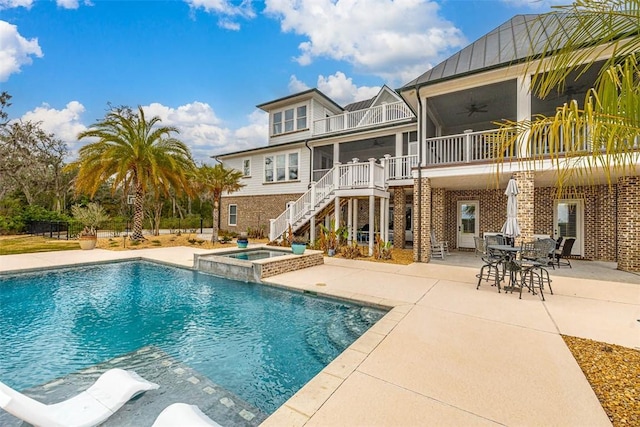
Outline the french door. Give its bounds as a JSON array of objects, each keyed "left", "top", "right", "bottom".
[
  {"left": 553, "top": 200, "right": 584, "bottom": 256},
  {"left": 457, "top": 201, "right": 479, "bottom": 248}
]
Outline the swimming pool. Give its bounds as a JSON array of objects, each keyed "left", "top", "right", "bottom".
[{"left": 0, "top": 261, "right": 385, "bottom": 414}]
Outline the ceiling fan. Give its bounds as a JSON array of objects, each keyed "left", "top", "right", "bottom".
[
  {"left": 553, "top": 84, "right": 587, "bottom": 101},
  {"left": 458, "top": 103, "right": 488, "bottom": 117}
]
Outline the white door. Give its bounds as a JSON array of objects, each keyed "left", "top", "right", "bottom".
[
  {"left": 457, "top": 201, "right": 479, "bottom": 248},
  {"left": 554, "top": 200, "right": 584, "bottom": 256}
]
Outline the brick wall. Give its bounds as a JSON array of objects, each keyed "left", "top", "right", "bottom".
[
  {"left": 221, "top": 193, "right": 303, "bottom": 235},
  {"left": 393, "top": 188, "right": 406, "bottom": 248},
  {"left": 514, "top": 171, "right": 534, "bottom": 245},
  {"left": 258, "top": 251, "right": 325, "bottom": 278},
  {"left": 413, "top": 176, "right": 431, "bottom": 262},
  {"left": 617, "top": 176, "right": 639, "bottom": 272},
  {"left": 445, "top": 188, "right": 505, "bottom": 249},
  {"left": 432, "top": 188, "right": 446, "bottom": 243}
]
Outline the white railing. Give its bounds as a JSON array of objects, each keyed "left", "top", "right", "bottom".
[
  {"left": 528, "top": 123, "right": 590, "bottom": 156},
  {"left": 313, "top": 101, "right": 414, "bottom": 136},
  {"left": 424, "top": 129, "right": 517, "bottom": 166},
  {"left": 385, "top": 155, "right": 419, "bottom": 180},
  {"left": 269, "top": 158, "right": 392, "bottom": 241}
]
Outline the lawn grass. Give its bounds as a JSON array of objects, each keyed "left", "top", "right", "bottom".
[{"left": 0, "top": 236, "right": 79, "bottom": 255}]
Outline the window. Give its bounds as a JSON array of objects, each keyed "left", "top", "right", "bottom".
[
  {"left": 242, "top": 159, "right": 251, "bottom": 177},
  {"left": 296, "top": 106, "right": 307, "bottom": 129},
  {"left": 264, "top": 151, "right": 299, "bottom": 183},
  {"left": 273, "top": 112, "right": 282, "bottom": 135},
  {"left": 228, "top": 204, "right": 237, "bottom": 226},
  {"left": 271, "top": 104, "right": 308, "bottom": 135}
]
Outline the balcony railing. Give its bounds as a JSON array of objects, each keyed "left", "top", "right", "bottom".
[
  {"left": 313, "top": 101, "right": 414, "bottom": 136},
  {"left": 424, "top": 129, "right": 517, "bottom": 166}
]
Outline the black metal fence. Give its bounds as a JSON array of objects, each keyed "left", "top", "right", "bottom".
[{"left": 26, "top": 218, "right": 205, "bottom": 240}]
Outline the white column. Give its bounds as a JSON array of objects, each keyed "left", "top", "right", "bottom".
[
  {"left": 310, "top": 215, "right": 316, "bottom": 243},
  {"left": 333, "top": 142, "right": 340, "bottom": 164},
  {"left": 353, "top": 199, "right": 359, "bottom": 243},
  {"left": 368, "top": 158, "right": 376, "bottom": 189},
  {"left": 395, "top": 132, "right": 403, "bottom": 157},
  {"left": 368, "top": 195, "right": 375, "bottom": 256},
  {"left": 334, "top": 196, "right": 341, "bottom": 229},
  {"left": 517, "top": 74, "right": 532, "bottom": 159},
  {"left": 347, "top": 198, "right": 353, "bottom": 243},
  {"left": 379, "top": 197, "right": 385, "bottom": 243}
]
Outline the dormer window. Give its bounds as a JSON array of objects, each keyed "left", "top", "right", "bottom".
[{"left": 272, "top": 104, "right": 307, "bottom": 135}]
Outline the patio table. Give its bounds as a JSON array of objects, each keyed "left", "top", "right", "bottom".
[{"left": 487, "top": 244, "right": 523, "bottom": 291}]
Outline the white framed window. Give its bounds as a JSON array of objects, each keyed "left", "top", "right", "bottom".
[
  {"left": 242, "top": 159, "right": 251, "bottom": 177},
  {"left": 228, "top": 204, "right": 237, "bottom": 226},
  {"left": 264, "top": 151, "right": 299, "bottom": 183},
  {"left": 271, "top": 104, "right": 308, "bottom": 135}
]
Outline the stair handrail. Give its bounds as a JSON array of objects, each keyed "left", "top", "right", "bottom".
[{"left": 269, "top": 164, "right": 336, "bottom": 241}]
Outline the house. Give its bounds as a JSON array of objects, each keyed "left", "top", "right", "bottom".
[{"left": 216, "top": 13, "right": 640, "bottom": 272}]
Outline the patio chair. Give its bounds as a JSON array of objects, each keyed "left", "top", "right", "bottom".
[
  {"left": 0, "top": 368, "right": 158, "bottom": 427},
  {"left": 476, "top": 250, "right": 505, "bottom": 292},
  {"left": 431, "top": 230, "right": 449, "bottom": 255},
  {"left": 519, "top": 242, "right": 554, "bottom": 299},
  {"left": 474, "top": 236, "right": 486, "bottom": 257},
  {"left": 485, "top": 234, "right": 506, "bottom": 248},
  {"left": 555, "top": 237, "right": 576, "bottom": 268},
  {"left": 153, "top": 403, "right": 221, "bottom": 427}
]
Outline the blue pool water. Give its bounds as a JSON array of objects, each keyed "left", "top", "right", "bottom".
[
  {"left": 0, "top": 261, "right": 385, "bottom": 413},
  {"left": 223, "top": 249, "right": 288, "bottom": 261}
]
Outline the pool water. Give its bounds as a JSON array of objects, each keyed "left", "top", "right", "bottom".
[
  {"left": 224, "top": 249, "right": 288, "bottom": 261},
  {"left": 0, "top": 261, "right": 385, "bottom": 414}
]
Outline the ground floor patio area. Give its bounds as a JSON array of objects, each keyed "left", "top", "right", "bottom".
[{"left": 1, "top": 247, "right": 638, "bottom": 426}]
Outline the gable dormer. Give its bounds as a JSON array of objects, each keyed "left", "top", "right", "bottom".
[{"left": 257, "top": 89, "right": 343, "bottom": 146}]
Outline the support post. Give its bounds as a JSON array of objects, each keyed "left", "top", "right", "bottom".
[
  {"left": 347, "top": 198, "right": 353, "bottom": 243},
  {"left": 368, "top": 195, "right": 375, "bottom": 256}
]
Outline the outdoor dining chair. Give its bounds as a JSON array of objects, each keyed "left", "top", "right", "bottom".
[{"left": 555, "top": 237, "right": 576, "bottom": 268}]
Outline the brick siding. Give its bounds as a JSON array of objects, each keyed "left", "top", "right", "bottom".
[
  {"left": 221, "top": 193, "right": 303, "bottom": 235},
  {"left": 413, "top": 176, "right": 431, "bottom": 262},
  {"left": 393, "top": 188, "right": 406, "bottom": 248},
  {"left": 617, "top": 176, "right": 640, "bottom": 272}
]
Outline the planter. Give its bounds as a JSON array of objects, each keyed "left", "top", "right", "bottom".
[
  {"left": 237, "top": 239, "right": 248, "bottom": 249},
  {"left": 291, "top": 243, "right": 306, "bottom": 255},
  {"left": 327, "top": 248, "right": 336, "bottom": 257},
  {"left": 79, "top": 235, "right": 97, "bottom": 250}
]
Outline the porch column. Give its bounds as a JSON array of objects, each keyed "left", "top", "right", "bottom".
[
  {"left": 516, "top": 74, "right": 532, "bottom": 159},
  {"left": 310, "top": 215, "right": 316, "bottom": 244},
  {"left": 393, "top": 188, "right": 406, "bottom": 249},
  {"left": 368, "top": 195, "right": 375, "bottom": 256},
  {"left": 395, "top": 132, "right": 403, "bottom": 157},
  {"left": 514, "top": 170, "right": 534, "bottom": 246},
  {"left": 334, "top": 196, "right": 341, "bottom": 229},
  {"left": 333, "top": 143, "right": 340, "bottom": 165},
  {"left": 347, "top": 198, "right": 353, "bottom": 243},
  {"left": 617, "top": 175, "right": 640, "bottom": 272},
  {"left": 431, "top": 187, "right": 446, "bottom": 248},
  {"left": 353, "top": 198, "right": 359, "bottom": 244},
  {"left": 379, "top": 197, "right": 385, "bottom": 243},
  {"left": 413, "top": 174, "right": 431, "bottom": 262}
]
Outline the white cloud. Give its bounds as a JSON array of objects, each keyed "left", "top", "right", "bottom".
[
  {"left": 289, "top": 72, "right": 380, "bottom": 106},
  {"left": 184, "top": 0, "right": 255, "bottom": 30},
  {"left": 316, "top": 72, "right": 380, "bottom": 105},
  {"left": 56, "top": 0, "right": 79, "bottom": 9},
  {"left": 264, "top": 0, "right": 466, "bottom": 85},
  {"left": 0, "top": 0, "right": 33, "bottom": 9},
  {"left": 0, "top": 20, "right": 43, "bottom": 82},
  {"left": 20, "top": 101, "right": 87, "bottom": 154},
  {"left": 142, "top": 102, "right": 267, "bottom": 162},
  {"left": 501, "top": 0, "right": 566, "bottom": 9},
  {"left": 288, "top": 75, "right": 310, "bottom": 93}
]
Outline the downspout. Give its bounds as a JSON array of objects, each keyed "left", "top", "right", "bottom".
[
  {"left": 415, "top": 83, "right": 423, "bottom": 262},
  {"left": 305, "top": 140, "right": 312, "bottom": 188}
]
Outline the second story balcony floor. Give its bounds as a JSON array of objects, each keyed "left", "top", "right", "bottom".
[{"left": 313, "top": 101, "right": 414, "bottom": 137}]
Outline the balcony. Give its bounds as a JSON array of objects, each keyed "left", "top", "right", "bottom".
[{"left": 313, "top": 101, "right": 414, "bottom": 136}]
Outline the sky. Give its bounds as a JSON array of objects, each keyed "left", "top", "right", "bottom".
[{"left": 0, "top": 0, "right": 563, "bottom": 163}]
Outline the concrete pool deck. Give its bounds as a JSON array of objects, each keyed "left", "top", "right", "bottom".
[{"left": 1, "top": 247, "right": 638, "bottom": 426}]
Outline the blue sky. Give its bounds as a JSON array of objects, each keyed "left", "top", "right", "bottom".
[{"left": 0, "top": 0, "right": 560, "bottom": 162}]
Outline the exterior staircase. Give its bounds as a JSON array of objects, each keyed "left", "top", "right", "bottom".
[{"left": 269, "top": 158, "right": 391, "bottom": 241}]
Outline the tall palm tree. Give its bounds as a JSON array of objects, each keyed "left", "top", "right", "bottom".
[
  {"left": 196, "top": 163, "right": 244, "bottom": 243},
  {"left": 68, "top": 106, "right": 196, "bottom": 240},
  {"left": 494, "top": 1, "right": 640, "bottom": 192}
]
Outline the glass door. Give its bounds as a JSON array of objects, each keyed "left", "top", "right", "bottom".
[
  {"left": 457, "top": 201, "right": 478, "bottom": 248},
  {"left": 553, "top": 200, "right": 583, "bottom": 256}
]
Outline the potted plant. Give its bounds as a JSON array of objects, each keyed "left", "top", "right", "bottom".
[
  {"left": 71, "top": 203, "right": 109, "bottom": 250},
  {"left": 237, "top": 231, "right": 249, "bottom": 248},
  {"left": 291, "top": 235, "right": 307, "bottom": 255}
]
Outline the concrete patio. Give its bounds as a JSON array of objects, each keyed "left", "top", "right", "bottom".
[{"left": 1, "top": 247, "right": 638, "bottom": 426}]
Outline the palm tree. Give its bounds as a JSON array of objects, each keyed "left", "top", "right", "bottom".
[
  {"left": 196, "top": 163, "right": 244, "bottom": 243},
  {"left": 68, "top": 106, "right": 196, "bottom": 240},
  {"left": 494, "top": 1, "right": 639, "bottom": 192}
]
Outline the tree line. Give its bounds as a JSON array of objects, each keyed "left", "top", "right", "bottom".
[{"left": 0, "top": 93, "right": 243, "bottom": 242}]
